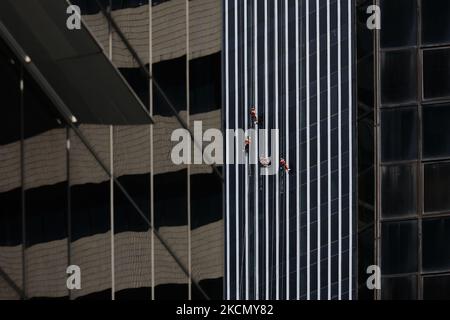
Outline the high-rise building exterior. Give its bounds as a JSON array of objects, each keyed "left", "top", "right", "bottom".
[
  {"left": 0, "top": 0, "right": 223, "bottom": 300},
  {"left": 357, "top": 0, "right": 450, "bottom": 300},
  {"left": 225, "top": 0, "right": 450, "bottom": 301},
  {"left": 1, "top": 0, "right": 450, "bottom": 302},
  {"left": 224, "top": 0, "right": 356, "bottom": 300}
]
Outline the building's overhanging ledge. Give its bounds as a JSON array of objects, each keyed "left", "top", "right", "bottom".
[{"left": 0, "top": 0, "right": 153, "bottom": 125}]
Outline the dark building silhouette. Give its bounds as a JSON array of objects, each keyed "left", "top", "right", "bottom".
[{"left": 357, "top": 0, "right": 450, "bottom": 300}]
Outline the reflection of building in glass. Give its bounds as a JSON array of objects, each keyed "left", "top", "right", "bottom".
[
  {"left": 1, "top": 0, "right": 450, "bottom": 302},
  {"left": 0, "top": 0, "right": 222, "bottom": 300}
]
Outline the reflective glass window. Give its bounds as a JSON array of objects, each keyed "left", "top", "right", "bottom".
[
  {"left": 421, "top": 0, "right": 450, "bottom": 45},
  {"left": 152, "top": 0, "right": 189, "bottom": 300},
  {"left": 381, "top": 220, "right": 418, "bottom": 275},
  {"left": 422, "top": 217, "right": 450, "bottom": 272},
  {"left": 380, "top": 107, "right": 418, "bottom": 162},
  {"left": 423, "top": 103, "right": 450, "bottom": 159},
  {"left": 0, "top": 39, "right": 23, "bottom": 299},
  {"left": 423, "top": 275, "right": 450, "bottom": 300},
  {"left": 423, "top": 48, "right": 450, "bottom": 100},
  {"left": 110, "top": 0, "right": 152, "bottom": 300},
  {"left": 381, "top": 275, "right": 417, "bottom": 300},
  {"left": 424, "top": 162, "right": 450, "bottom": 213},
  {"left": 380, "top": 0, "right": 417, "bottom": 48},
  {"left": 381, "top": 164, "right": 417, "bottom": 219},
  {"left": 23, "top": 73, "right": 68, "bottom": 299},
  {"left": 189, "top": 0, "right": 223, "bottom": 299},
  {"left": 69, "top": 128, "right": 112, "bottom": 299},
  {"left": 113, "top": 125, "right": 152, "bottom": 299},
  {"left": 380, "top": 49, "right": 417, "bottom": 105}
]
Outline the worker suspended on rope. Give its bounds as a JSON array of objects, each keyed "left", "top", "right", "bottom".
[
  {"left": 250, "top": 106, "right": 259, "bottom": 126},
  {"left": 244, "top": 136, "right": 251, "bottom": 154},
  {"left": 259, "top": 156, "right": 271, "bottom": 168},
  {"left": 280, "top": 158, "right": 290, "bottom": 173}
]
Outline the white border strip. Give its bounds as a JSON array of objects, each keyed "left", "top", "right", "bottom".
[
  {"left": 149, "top": 3, "right": 155, "bottom": 300},
  {"left": 274, "top": 0, "right": 280, "bottom": 300},
  {"left": 326, "top": 0, "right": 332, "bottom": 301},
  {"left": 348, "top": 0, "right": 353, "bottom": 300},
  {"left": 225, "top": 0, "right": 230, "bottom": 301},
  {"left": 254, "top": 0, "right": 260, "bottom": 301},
  {"left": 316, "top": 0, "right": 321, "bottom": 301},
  {"left": 285, "top": 0, "right": 290, "bottom": 300},
  {"left": 295, "top": 0, "right": 300, "bottom": 301},
  {"left": 264, "top": 0, "right": 270, "bottom": 300},
  {"left": 234, "top": 0, "right": 240, "bottom": 300},
  {"left": 306, "top": 0, "right": 311, "bottom": 301},
  {"left": 186, "top": 0, "right": 192, "bottom": 300},
  {"left": 244, "top": 0, "right": 249, "bottom": 301},
  {"left": 337, "top": 0, "right": 343, "bottom": 301}
]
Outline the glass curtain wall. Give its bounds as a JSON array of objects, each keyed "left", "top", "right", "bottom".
[
  {"left": 377, "top": 0, "right": 450, "bottom": 300},
  {"left": 0, "top": 0, "right": 222, "bottom": 300},
  {"left": 224, "top": 0, "right": 356, "bottom": 300},
  {"left": 0, "top": 36, "right": 71, "bottom": 300},
  {"left": 356, "top": 0, "right": 375, "bottom": 300},
  {"left": 188, "top": 0, "right": 223, "bottom": 300}
]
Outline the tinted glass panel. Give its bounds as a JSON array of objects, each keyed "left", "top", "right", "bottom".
[
  {"left": 188, "top": 0, "right": 223, "bottom": 299},
  {"left": 358, "top": 226, "right": 374, "bottom": 300},
  {"left": 424, "top": 162, "right": 450, "bottom": 213},
  {"left": 381, "top": 49, "right": 417, "bottom": 105},
  {"left": 190, "top": 173, "right": 223, "bottom": 300},
  {"left": 189, "top": 54, "right": 221, "bottom": 114},
  {"left": 152, "top": 0, "right": 189, "bottom": 300},
  {"left": 380, "top": 0, "right": 417, "bottom": 48},
  {"left": 380, "top": 107, "right": 418, "bottom": 162},
  {"left": 0, "top": 40, "right": 21, "bottom": 145},
  {"left": 110, "top": 1, "right": 152, "bottom": 300},
  {"left": 113, "top": 125, "right": 152, "bottom": 300},
  {"left": 423, "top": 275, "right": 450, "bottom": 300},
  {"left": 421, "top": 0, "right": 450, "bottom": 45},
  {"left": 423, "top": 104, "right": 450, "bottom": 159},
  {"left": 0, "top": 39, "right": 23, "bottom": 299},
  {"left": 381, "top": 220, "right": 418, "bottom": 275},
  {"left": 423, "top": 48, "right": 450, "bottom": 100},
  {"left": 358, "top": 117, "right": 374, "bottom": 172},
  {"left": 381, "top": 164, "right": 417, "bottom": 219},
  {"left": 112, "top": 1, "right": 150, "bottom": 107},
  {"left": 381, "top": 275, "right": 417, "bottom": 300},
  {"left": 23, "top": 73, "right": 68, "bottom": 299},
  {"left": 423, "top": 217, "right": 450, "bottom": 272},
  {"left": 357, "top": 55, "right": 374, "bottom": 108},
  {"left": 69, "top": 128, "right": 112, "bottom": 300}
]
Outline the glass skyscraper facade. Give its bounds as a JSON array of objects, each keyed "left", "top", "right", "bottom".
[
  {"left": 357, "top": 0, "right": 450, "bottom": 300},
  {"left": 1, "top": 0, "right": 450, "bottom": 302},
  {"left": 224, "top": 0, "right": 356, "bottom": 300},
  {"left": 0, "top": 0, "right": 223, "bottom": 300}
]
